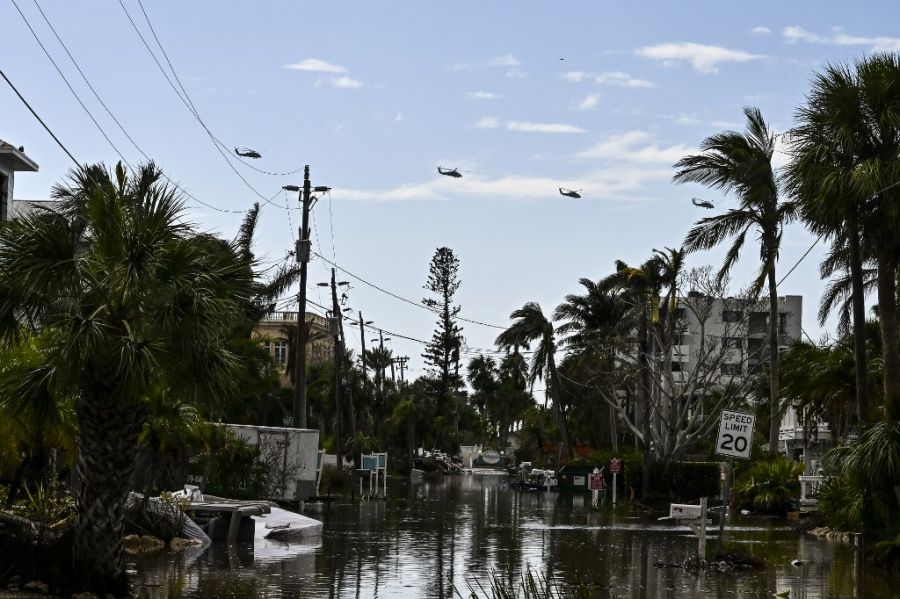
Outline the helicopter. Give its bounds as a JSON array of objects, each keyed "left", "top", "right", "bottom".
[
  {"left": 559, "top": 187, "right": 582, "bottom": 199},
  {"left": 235, "top": 147, "right": 262, "bottom": 159},
  {"left": 437, "top": 166, "right": 463, "bottom": 178},
  {"left": 692, "top": 197, "right": 715, "bottom": 209}
]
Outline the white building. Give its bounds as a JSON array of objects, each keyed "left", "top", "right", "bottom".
[{"left": 672, "top": 294, "right": 803, "bottom": 382}]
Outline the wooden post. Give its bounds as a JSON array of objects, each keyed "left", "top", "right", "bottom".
[{"left": 699, "top": 496, "right": 707, "bottom": 559}]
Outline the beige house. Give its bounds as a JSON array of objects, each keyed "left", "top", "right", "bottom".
[{"left": 253, "top": 311, "right": 333, "bottom": 387}]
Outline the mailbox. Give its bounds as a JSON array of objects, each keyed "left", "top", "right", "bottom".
[{"left": 669, "top": 503, "right": 703, "bottom": 520}]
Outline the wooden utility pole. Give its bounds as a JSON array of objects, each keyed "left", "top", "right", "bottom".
[
  {"left": 396, "top": 356, "right": 409, "bottom": 382},
  {"left": 290, "top": 167, "right": 312, "bottom": 429},
  {"left": 390, "top": 357, "right": 396, "bottom": 383},
  {"left": 330, "top": 268, "right": 344, "bottom": 467},
  {"left": 359, "top": 311, "right": 368, "bottom": 381}
]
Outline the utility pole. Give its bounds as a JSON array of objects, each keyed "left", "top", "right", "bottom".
[
  {"left": 379, "top": 330, "right": 386, "bottom": 384},
  {"left": 390, "top": 357, "right": 396, "bottom": 383},
  {"left": 397, "top": 356, "right": 409, "bottom": 382},
  {"left": 359, "top": 311, "right": 368, "bottom": 381},
  {"left": 330, "top": 268, "right": 344, "bottom": 467},
  {"left": 285, "top": 169, "right": 330, "bottom": 429},
  {"left": 287, "top": 168, "right": 312, "bottom": 429}
]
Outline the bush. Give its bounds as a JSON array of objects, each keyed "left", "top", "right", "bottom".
[
  {"left": 188, "top": 429, "right": 268, "bottom": 499},
  {"left": 816, "top": 474, "right": 863, "bottom": 532},
  {"left": 734, "top": 457, "right": 803, "bottom": 514}
]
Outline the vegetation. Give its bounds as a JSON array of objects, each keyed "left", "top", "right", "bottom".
[{"left": 735, "top": 458, "right": 803, "bottom": 514}]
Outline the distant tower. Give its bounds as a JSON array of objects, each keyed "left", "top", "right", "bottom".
[{"left": 0, "top": 139, "right": 39, "bottom": 221}]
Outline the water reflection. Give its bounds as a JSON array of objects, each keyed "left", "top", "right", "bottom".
[{"left": 134, "top": 475, "right": 889, "bottom": 598}]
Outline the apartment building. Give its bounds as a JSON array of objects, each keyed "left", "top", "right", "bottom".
[
  {"left": 0, "top": 139, "right": 39, "bottom": 221},
  {"left": 671, "top": 294, "right": 803, "bottom": 382}
]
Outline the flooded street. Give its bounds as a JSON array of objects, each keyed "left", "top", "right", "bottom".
[{"left": 134, "top": 475, "right": 890, "bottom": 598}]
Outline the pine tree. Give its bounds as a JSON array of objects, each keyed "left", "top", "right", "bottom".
[{"left": 422, "top": 247, "right": 465, "bottom": 428}]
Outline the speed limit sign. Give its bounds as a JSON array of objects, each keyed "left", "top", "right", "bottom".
[{"left": 716, "top": 409, "right": 755, "bottom": 460}]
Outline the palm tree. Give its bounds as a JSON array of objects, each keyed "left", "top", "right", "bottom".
[
  {"left": 673, "top": 107, "right": 794, "bottom": 452},
  {"left": 496, "top": 302, "right": 571, "bottom": 461},
  {"left": 0, "top": 162, "right": 251, "bottom": 594},
  {"left": 554, "top": 279, "right": 628, "bottom": 450},
  {"left": 786, "top": 55, "right": 900, "bottom": 421}
]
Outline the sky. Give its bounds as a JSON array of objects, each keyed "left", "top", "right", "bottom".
[{"left": 4, "top": 1, "right": 900, "bottom": 380}]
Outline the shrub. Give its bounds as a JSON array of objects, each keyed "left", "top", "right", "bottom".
[
  {"left": 815, "top": 474, "right": 863, "bottom": 532},
  {"left": 734, "top": 458, "right": 803, "bottom": 514},
  {"left": 319, "top": 465, "right": 351, "bottom": 495}
]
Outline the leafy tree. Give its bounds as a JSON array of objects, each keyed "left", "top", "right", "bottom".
[
  {"left": 674, "top": 107, "right": 795, "bottom": 452},
  {"left": 0, "top": 162, "right": 250, "bottom": 594},
  {"left": 422, "top": 247, "right": 465, "bottom": 439}
]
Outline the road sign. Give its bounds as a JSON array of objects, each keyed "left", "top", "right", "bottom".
[
  {"left": 715, "top": 409, "right": 755, "bottom": 459},
  {"left": 609, "top": 458, "right": 621, "bottom": 473},
  {"left": 588, "top": 472, "right": 604, "bottom": 491}
]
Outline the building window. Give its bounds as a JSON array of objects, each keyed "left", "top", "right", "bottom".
[
  {"left": 273, "top": 341, "right": 288, "bottom": 365},
  {"left": 749, "top": 312, "right": 768, "bottom": 334},
  {"left": 673, "top": 308, "right": 686, "bottom": 321},
  {"left": 779, "top": 313, "right": 788, "bottom": 335},
  {"left": 724, "top": 337, "right": 742, "bottom": 350},
  {"left": 671, "top": 362, "right": 682, "bottom": 372},
  {"left": 722, "top": 310, "right": 743, "bottom": 322},
  {"left": 720, "top": 363, "right": 742, "bottom": 376}
]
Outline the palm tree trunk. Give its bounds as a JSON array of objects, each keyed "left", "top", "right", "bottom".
[
  {"left": 73, "top": 386, "right": 145, "bottom": 596},
  {"left": 848, "top": 221, "right": 869, "bottom": 422},
  {"left": 547, "top": 354, "right": 572, "bottom": 461},
  {"left": 878, "top": 253, "right": 900, "bottom": 420},
  {"left": 767, "top": 265, "right": 781, "bottom": 453}
]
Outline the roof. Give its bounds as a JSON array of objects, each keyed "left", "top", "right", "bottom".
[
  {"left": 12, "top": 200, "right": 61, "bottom": 219},
  {"left": 0, "top": 139, "right": 39, "bottom": 172}
]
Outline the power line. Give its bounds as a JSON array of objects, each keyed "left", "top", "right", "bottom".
[
  {"left": 134, "top": 0, "right": 304, "bottom": 178},
  {"left": 11, "top": 0, "right": 245, "bottom": 214},
  {"left": 0, "top": 67, "right": 78, "bottom": 166},
  {"left": 310, "top": 251, "right": 507, "bottom": 330},
  {"left": 116, "top": 0, "right": 288, "bottom": 211}
]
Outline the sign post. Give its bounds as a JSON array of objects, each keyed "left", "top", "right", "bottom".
[
  {"left": 589, "top": 467, "right": 604, "bottom": 508},
  {"left": 714, "top": 410, "right": 755, "bottom": 553},
  {"left": 609, "top": 458, "right": 621, "bottom": 506}
]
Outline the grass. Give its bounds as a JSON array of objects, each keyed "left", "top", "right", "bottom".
[{"left": 455, "top": 567, "right": 607, "bottom": 599}]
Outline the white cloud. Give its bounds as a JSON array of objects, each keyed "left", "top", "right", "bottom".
[
  {"left": 452, "top": 54, "right": 521, "bottom": 71},
  {"left": 576, "top": 130, "right": 694, "bottom": 164},
  {"left": 331, "top": 76, "right": 362, "bottom": 89},
  {"left": 561, "top": 71, "right": 590, "bottom": 82},
  {"left": 595, "top": 71, "right": 655, "bottom": 88},
  {"left": 507, "top": 121, "right": 585, "bottom": 134},
  {"left": 336, "top": 166, "right": 669, "bottom": 202},
  {"left": 474, "top": 116, "right": 499, "bottom": 129},
  {"left": 285, "top": 58, "right": 348, "bottom": 73},
  {"left": 636, "top": 42, "right": 764, "bottom": 74},
  {"left": 466, "top": 91, "right": 500, "bottom": 99},
  {"left": 752, "top": 26, "right": 772, "bottom": 35},
  {"left": 711, "top": 120, "right": 742, "bottom": 129},
  {"left": 676, "top": 115, "right": 699, "bottom": 125},
  {"left": 395, "top": 111, "right": 404, "bottom": 122},
  {"left": 783, "top": 25, "right": 900, "bottom": 51},
  {"left": 578, "top": 94, "right": 600, "bottom": 111}
]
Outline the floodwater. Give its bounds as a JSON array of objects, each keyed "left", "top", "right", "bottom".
[{"left": 133, "top": 475, "right": 892, "bottom": 598}]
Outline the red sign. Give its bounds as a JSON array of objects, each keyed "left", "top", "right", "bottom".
[
  {"left": 610, "top": 458, "right": 621, "bottom": 474},
  {"left": 589, "top": 472, "right": 604, "bottom": 491}
]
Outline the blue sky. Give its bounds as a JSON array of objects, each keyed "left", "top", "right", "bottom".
[{"left": 4, "top": 1, "right": 900, "bottom": 377}]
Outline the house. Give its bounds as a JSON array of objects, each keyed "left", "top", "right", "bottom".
[
  {"left": 0, "top": 139, "right": 39, "bottom": 221},
  {"left": 252, "top": 310, "right": 333, "bottom": 387}
]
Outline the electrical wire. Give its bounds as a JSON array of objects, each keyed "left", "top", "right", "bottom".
[
  {"left": 310, "top": 251, "right": 507, "bottom": 330},
  {"left": 12, "top": 0, "right": 245, "bottom": 214},
  {"left": 116, "top": 0, "right": 289, "bottom": 211},
  {"left": 0, "top": 67, "right": 78, "bottom": 166}
]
